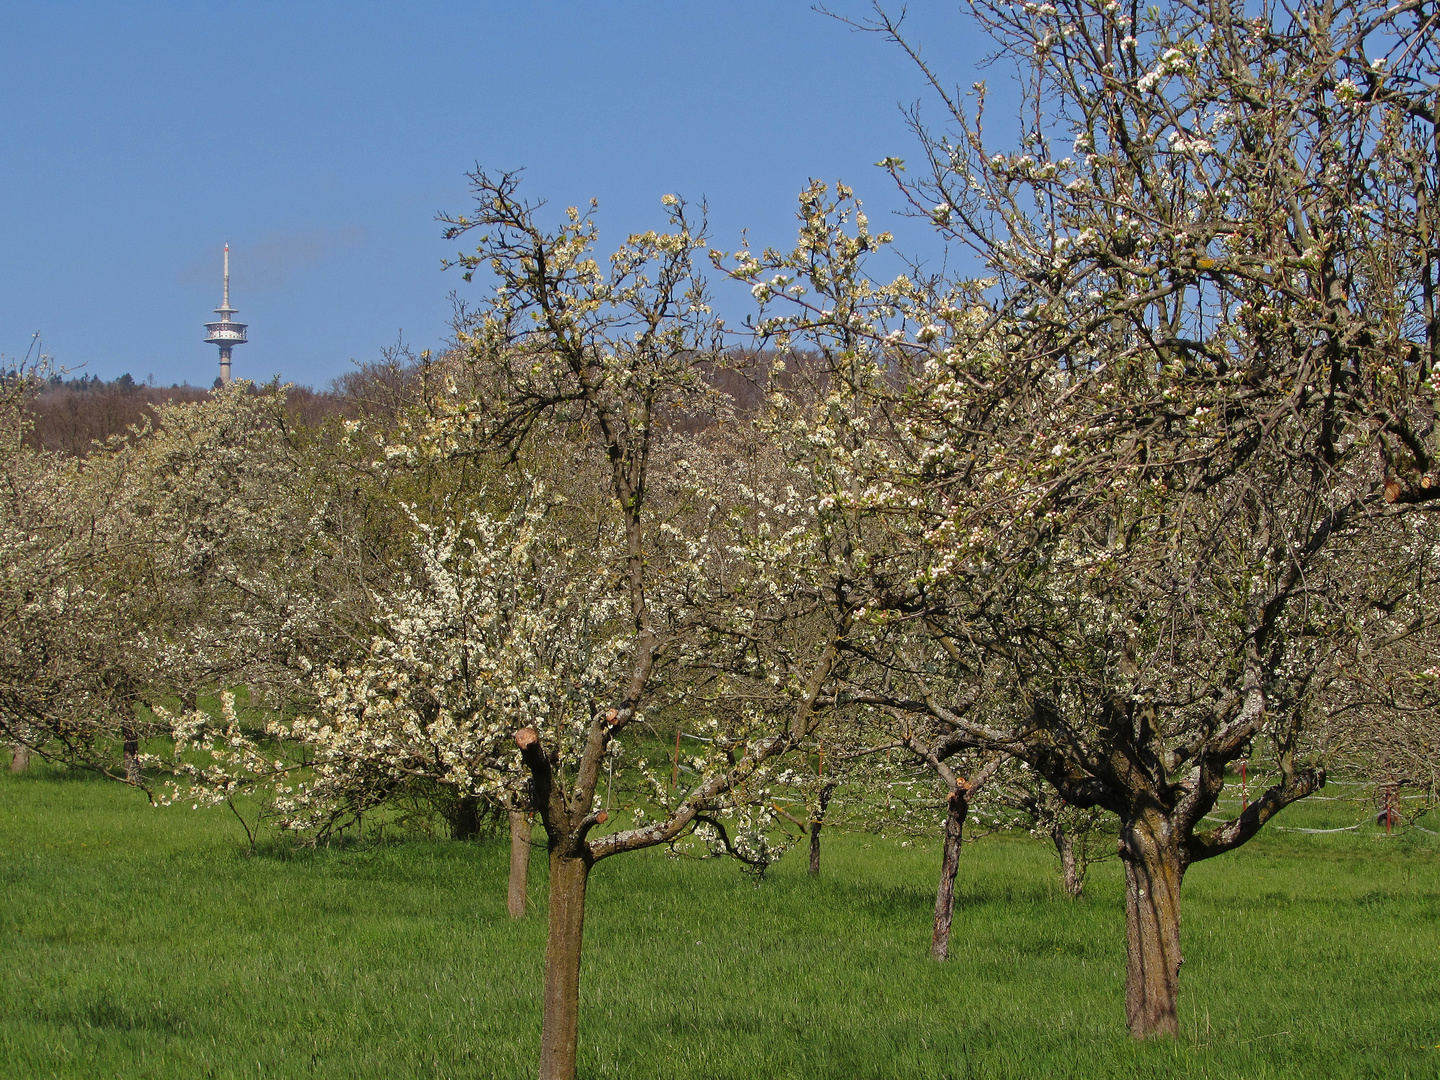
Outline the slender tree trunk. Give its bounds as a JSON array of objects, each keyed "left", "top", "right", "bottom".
[
  {"left": 122, "top": 725, "right": 141, "bottom": 785},
  {"left": 1053, "top": 823, "right": 1084, "bottom": 899},
  {"left": 930, "top": 788, "right": 968, "bottom": 961},
  {"left": 10, "top": 744, "right": 31, "bottom": 773},
  {"left": 1119, "top": 812, "right": 1184, "bottom": 1038},
  {"left": 508, "top": 810, "right": 532, "bottom": 918},
  {"left": 182, "top": 688, "right": 198, "bottom": 713},
  {"left": 807, "top": 781, "right": 836, "bottom": 877},
  {"left": 539, "top": 852, "right": 591, "bottom": 1080}
]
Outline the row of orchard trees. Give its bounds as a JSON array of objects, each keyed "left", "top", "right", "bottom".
[
  {"left": 0, "top": 379, "right": 356, "bottom": 783},
  {"left": 5, "top": 0, "right": 1440, "bottom": 1076}
]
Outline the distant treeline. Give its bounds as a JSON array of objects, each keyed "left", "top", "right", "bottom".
[
  {"left": 16, "top": 371, "right": 356, "bottom": 455},
  {"left": 13, "top": 347, "right": 781, "bottom": 456}
]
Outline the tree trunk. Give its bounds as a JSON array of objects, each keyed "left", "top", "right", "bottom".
[
  {"left": 539, "top": 852, "right": 590, "bottom": 1080},
  {"left": 508, "top": 810, "right": 532, "bottom": 918},
  {"left": 930, "top": 788, "right": 968, "bottom": 961},
  {"left": 122, "top": 725, "right": 141, "bottom": 785},
  {"left": 1119, "top": 812, "right": 1184, "bottom": 1038},
  {"left": 1054, "top": 823, "right": 1084, "bottom": 899},
  {"left": 453, "top": 795, "right": 482, "bottom": 840},
  {"left": 10, "top": 744, "right": 31, "bottom": 773},
  {"left": 807, "top": 781, "right": 836, "bottom": 877}
]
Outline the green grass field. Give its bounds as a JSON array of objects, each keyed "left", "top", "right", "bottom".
[{"left": 1, "top": 763, "right": 1436, "bottom": 1080}]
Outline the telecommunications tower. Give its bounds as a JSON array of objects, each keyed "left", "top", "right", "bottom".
[{"left": 203, "top": 244, "right": 247, "bottom": 385}]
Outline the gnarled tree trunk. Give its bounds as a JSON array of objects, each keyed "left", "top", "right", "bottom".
[
  {"left": 807, "top": 781, "right": 836, "bottom": 877},
  {"left": 452, "top": 794, "right": 482, "bottom": 840},
  {"left": 1120, "top": 811, "right": 1184, "bottom": 1038},
  {"left": 539, "top": 852, "right": 591, "bottom": 1080},
  {"left": 1053, "top": 822, "right": 1084, "bottom": 899},
  {"left": 10, "top": 744, "right": 31, "bottom": 773},
  {"left": 122, "top": 725, "right": 141, "bottom": 785},
  {"left": 508, "top": 810, "right": 532, "bottom": 918},
  {"left": 930, "top": 787, "right": 969, "bottom": 961}
]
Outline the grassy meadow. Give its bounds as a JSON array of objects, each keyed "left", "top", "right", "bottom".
[{"left": 1, "top": 761, "right": 1437, "bottom": 1080}]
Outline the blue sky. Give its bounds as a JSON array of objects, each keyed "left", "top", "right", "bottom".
[{"left": 1, "top": 2, "right": 1000, "bottom": 389}]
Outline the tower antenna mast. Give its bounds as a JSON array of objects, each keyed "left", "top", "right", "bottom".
[{"left": 203, "top": 243, "right": 247, "bottom": 385}]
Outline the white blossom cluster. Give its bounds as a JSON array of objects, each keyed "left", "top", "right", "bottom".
[{"left": 158, "top": 483, "right": 630, "bottom": 836}]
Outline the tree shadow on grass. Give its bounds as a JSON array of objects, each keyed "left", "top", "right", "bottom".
[{"left": 35, "top": 993, "right": 192, "bottom": 1035}]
